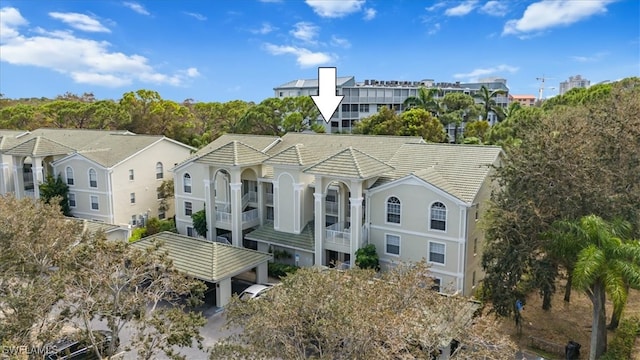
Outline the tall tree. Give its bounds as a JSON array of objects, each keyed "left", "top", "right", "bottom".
[
  {"left": 439, "top": 92, "right": 477, "bottom": 143},
  {"left": 39, "top": 175, "right": 71, "bottom": 216},
  {"left": 402, "top": 86, "right": 441, "bottom": 114},
  {"left": 473, "top": 85, "right": 506, "bottom": 122}
]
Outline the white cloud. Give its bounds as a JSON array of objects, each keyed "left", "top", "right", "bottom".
[
  {"left": 290, "top": 22, "right": 319, "bottom": 44},
  {"left": 250, "top": 22, "right": 276, "bottom": 35},
  {"left": 305, "top": 0, "right": 365, "bottom": 18},
  {"left": 503, "top": 0, "right": 616, "bottom": 36},
  {"left": 570, "top": 51, "right": 608, "bottom": 62},
  {"left": 122, "top": 2, "right": 150, "bottom": 16},
  {"left": 330, "top": 35, "right": 351, "bottom": 48},
  {"left": 0, "top": 7, "right": 196, "bottom": 88},
  {"left": 184, "top": 12, "right": 206, "bottom": 21},
  {"left": 363, "top": 8, "right": 376, "bottom": 20},
  {"left": 0, "top": 7, "right": 28, "bottom": 40},
  {"left": 426, "top": 2, "right": 447, "bottom": 12},
  {"left": 480, "top": 1, "right": 509, "bottom": 17},
  {"left": 428, "top": 23, "right": 441, "bottom": 35},
  {"left": 453, "top": 64, "right": 519, "bottom": 80},
  {"left": 445, "top": 0, "right": 479, "bottom": 16},
  {"left": 49, "top": 12, "right": 111, "bottom": 33},
  {"left": 264, "top": 43, "right": 333, "bottom": 68}
]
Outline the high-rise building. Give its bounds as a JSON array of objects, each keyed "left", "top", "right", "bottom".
[
  {"left": 274, "top": 76, "right": 510, "bottom": 138},
  {"left": 559, "top": 75, "right": 590, "bottom": 95}
]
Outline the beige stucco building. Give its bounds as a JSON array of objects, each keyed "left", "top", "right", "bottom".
[
  {"left": 0, "top": 128, "right": 194, "bottom": 228},
  {"left": 174, "top": 132, "right": 502, "bottom": 296}
]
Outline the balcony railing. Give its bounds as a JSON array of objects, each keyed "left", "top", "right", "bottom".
[
  {"left": 216, "top": 208, "right": 259, "bottom": 225},
  {"left": 216, "top": 211, "right": 232, "bottom": 224},
  {"left": 325, "top": 222, "right": 350, "bottom": 246},
  {"left": 215, "top": 201, "right": 230, "bottom": 213},
  {"left": 24, "top": 189, "right": 36, "bottom": 199},
  {"left": 325, "top": 200, "right": 338, "bottom": 214},
  {"left": 242, "top": 191, "right": 258, "bottom": 208},
  {"left": 265, "top": 193, "right": 273, "bottom": 205},
  {"left": 242, "top": 208, "right": 259, "bottom": 222}
]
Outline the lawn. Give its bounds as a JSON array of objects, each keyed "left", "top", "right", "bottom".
[{"left": 496, "top": 277, "right": 640, "bottom": 359}]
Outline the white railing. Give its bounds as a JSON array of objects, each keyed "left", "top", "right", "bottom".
[
  {"left": 242, "top": 208, "right": 259, "bottom": 222},
  {"left": 325, "top": 222, "right": 350, "bottom": 246},
  {"left": 216, "top": 211, "right": 231, "bottom": 224},
  {"left": 24, "top": 189, "right": 35, "bottom": 199},
  {"left": 325, "top": 201, "right": 338, "bottom": 214},
  {"left": 215, "top": 201, "right": 230, "bottom": 212},
  {"left": 216, "top": 236, "right": 231, "bottom": 245},
  {"left": 241, "top": 191, "right": 258, "bottom": 209},
  {"left": 265, "top": 193, "right": 273, "bottom": 205}
]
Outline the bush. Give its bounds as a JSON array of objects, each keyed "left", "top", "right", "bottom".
[
  {"left": 601, "top": 316, "right": 640, "bottom": 360},
  {"left": 355, "top": 244, "right": 379, "bottom": 270},
  {"left": 129, "top": 227, "right": 147, "bottom": 242},
  {"left": 268, "top": 263, "right": 299, "bottom": 279},
  {"left": 146, "top": 217, "right": 177, "bottom": 236}
]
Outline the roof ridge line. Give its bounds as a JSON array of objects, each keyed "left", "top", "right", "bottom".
[{"left": 348, "top": 147, "right": 364, "bottom": 178}]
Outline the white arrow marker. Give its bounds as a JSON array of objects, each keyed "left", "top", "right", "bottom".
[{"left": 311, "top": 67, "right": 344, "bottom": 124}]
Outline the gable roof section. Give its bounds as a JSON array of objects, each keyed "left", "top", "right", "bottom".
[
  {"left": 371, "top": 143, "right": 502, "bottom": 203},
  {"left": 303, "top": 147, "right": 395, "bottom": 179},
  {"left": 4, "top": 136, "right": 74, "bottom": 157},
  {"left": 264, "top": 143, "right": 318, "bottom": 166},
  {"left": 0, "top": 130, "right": 30, "bottom": 150},
  {"left": 195, "top": 134, "right": 280, "bottom": 156},
  {"left": 130, "top": 231, "right": 272, "bottom": 282},
  {"left": 195, "top": 140, "right": 269, "bottom": 166},
  {"left": 245, "top": 221, "right": 315, "bottom": 252}
]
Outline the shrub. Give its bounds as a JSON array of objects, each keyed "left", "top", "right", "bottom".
[
  {"left": 355, "top": 244, "right": 379, "bottom": 270},
  {"left": 268, "top": 263, "right": 299, "bottom": 279},
  {"left": 129, "top": 227, "right": 147, "bottom": 242},
  {"left": 601, "top": 316, "right": 640, "bottom": 360}
]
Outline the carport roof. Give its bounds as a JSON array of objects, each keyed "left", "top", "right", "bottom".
[
  {"left": 130, "top": 232, "right": 273, "bottom": 282},
  {"left": 245, "top": 221, "right": 315, "bottom": 252}
]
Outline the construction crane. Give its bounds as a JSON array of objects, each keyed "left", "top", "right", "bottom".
[{"left": 536, "top": 75, "right": 555, "bottom": 101}]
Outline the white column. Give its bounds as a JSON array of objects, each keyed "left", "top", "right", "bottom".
[
  {"left": 230, "top": 182, "right": 242, "bottom": 247},
  {"left": 216, "top": 278, "right": 232, "bottom": 308},
  {"left": 338, "top": 184, "right": 347, "bottom": 224},
  {"left": 314, "top": 191, "right": 325, "bottom": 266},
  {"left": 33, "top": 157, "right": 43, "bottom": 199},
  {"left": 13, "top": 164, "right": 22, "bottom": 199},
  {"left": 273, "top": 181, "right": 280, "bottom": 230},
  {"left": 257, "top": 182, "right": 264, "bottom": 226},
  {"left": 293, "top": 183, "right": 304, "bottom": 233},
  {"left": 204, "top": 179, "right": 215, "bottom": 241},
  {"left": 256, "top": 262, "right": 268, "bottom": 284},
  {"left": 0, "top": 162, "right": 7, "bottom": 194},
  {"left": 349, "top": 180, "right": 364, "bottom": 268}
]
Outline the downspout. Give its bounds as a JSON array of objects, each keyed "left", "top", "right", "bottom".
[{"left": 107, "top": 169, "right": 115, "bottom": 224}]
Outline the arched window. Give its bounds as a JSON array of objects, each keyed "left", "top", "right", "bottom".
[
  {"left": 430, "top": 202, "right": 447, "bottom": 231},
  {"left": 386, "top": 196, "right": 401, "bottom": 224},
  {"left": 89, "top": 169, "right": 97, "bottom": 188},
  {"left": 183, "top": 173, "right": 192, "bottom": 193},
  {"left": 65, "top": 166, "right": 74, "bottom": 186},
  {"left": 156, "top": 162, "right": 164, "bottom": 179}
]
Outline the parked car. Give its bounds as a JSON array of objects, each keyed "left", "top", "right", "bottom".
[
  {"left": 41, "top": 330, "right": 119, "bottom": 360},
  {"left": 238, "top": 284, "right": 272, "bottom": 300}
]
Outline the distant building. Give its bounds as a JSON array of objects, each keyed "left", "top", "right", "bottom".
[
  {"left": 508, "top": 94, "right": 536, "bottom": 107},
  {"left": 274, "top": 76, "right": 510, "bottom": 138},
  {"left": 559, "top": 75, "right": 590, "bottom": 95}
]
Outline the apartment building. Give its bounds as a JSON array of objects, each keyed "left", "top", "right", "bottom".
[
  {"left": 274, "top": 76, "right": 510, "bottom": 136},
  {"left": 173, "top": 132, "right": 503, "bottom": 296},
  {"left": 508, "top": 94, "right": 536, "bottom": 107},
  {"left": 0, "top": 128, "right": 194, "bottom": 227},
  {"left": 559, "top": 75, "right": 591, "bottom": 95}
]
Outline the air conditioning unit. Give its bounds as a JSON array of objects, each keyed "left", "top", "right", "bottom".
[{"left": 364, "top": 80, "right": 370, "bottom": 85}]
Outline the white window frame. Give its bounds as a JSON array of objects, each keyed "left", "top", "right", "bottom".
[
  {"left": 88, "top": 168, "right": 97, "bottom": 188},
  {"left": 183, "top": 173, "right": 192, "bottom": 193},
  {"left": 90, "top": 195, "right": 99, "bottom": 211},
  {"left": 186, "top": 226, "right": 194, "bottom": 237},
  {"left": 385, "top": 196, "right": 401, "bottom": 225},
  {"left": 129, "top": 169, "right": 134, "bottom": 181},
  {"left": 131, "top": 215, "right": 137, "bottom": 226},
  {"left": 65, "top": 166, "right": 74, "bottom": 186},
  {"left": 429, "top": 201, "right": 447, "bottom": 232},
  {"left": 156, "top": 162, "right": 164, "bottom": 179},
  {"left": 68, "top": 192, "right": 76, "bottom": 208},
  {"left": 428, "top": 241, "right": 446, "bottom": 265},
  {"left": 384, "top": 233, "right": 401, "bottom": 256},
  {"left": 130, "top": 192, "right": 136, "bottom": 204},
  {"left": 184, "top": 201, "right": 192, "bottom": 216},
  {"left": 158, "top": 208, "right": 165, "bottom": 220}
]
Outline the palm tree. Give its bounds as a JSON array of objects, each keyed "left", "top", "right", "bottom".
[
  {"left": 553, "top": 215, "right": 640, "bottom": 360},
  {"left": 473, "top": 85, "right": 507, "bottom": 122},
  {"left": 403, "top": 87, "right": 441, "bottom": 114}
]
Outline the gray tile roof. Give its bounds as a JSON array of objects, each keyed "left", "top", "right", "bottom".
[
  {"left": 303, "top": 147, "right": 395, "bottom": 179},
  {"left": 0, "top": 130, "right": 30, "bottom": 150},
  {"left": 70, "top": 218, "right": 121, "bottom": 235},
  {"left": 195, "top": 134, "right": 280, "bottom": 156},
  {"left": 245, "top": 221, "right": 315, "bottom": 252},
  {"left": 130, "top": 231, "right": 273, "bottom": 282},
  {"left": 264, "top": 144, "right": 319, "bottom": 166},
  {"left": 4, "top": 136, "right": 74, "bottom": 157},
  {"left": 195, "top": 140, "right": 270, "bottom": 166},
  {"left": 275, "top": 76, "right": 354, "bottom": 89},
  {"left": 372, "top": 143, "right": 503, "bottom": 203}
]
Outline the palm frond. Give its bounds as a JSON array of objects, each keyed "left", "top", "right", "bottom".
[{"left": 573, "top": 245, "right": 606, "bottom": 289}]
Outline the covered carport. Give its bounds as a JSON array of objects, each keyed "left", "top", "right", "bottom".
[{"left": 130, "top": 231, "right": 273, "bottom": 307}]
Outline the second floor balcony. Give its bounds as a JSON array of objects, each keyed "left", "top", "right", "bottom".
[{"left": 216, "top": 207, "right": 260, "bottom": 230}]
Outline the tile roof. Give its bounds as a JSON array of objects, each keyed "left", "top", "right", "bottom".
[
  {"left": 0, "top": 130, "right": 29, "bottom": 150},
  {"left": 372, "top": 143, "right": 502, "bottom": 203},
  {"left": 4, "top": 136, "right": 74, "bottom": 157},
  {"left": 275, "top": 76, "right": 354, "bottom": 89},
  {"left": 195, "top": 134, "right": 280, "bottom": 156},
  {"left": 245, "top": 221, "right": 315, "bottom": 252},
  {"left": 303, "top": 147, "right": 394, "bottom": 179},
  {"left": 130, "top": 231, "right": 272, "bottom": 282},
  {"left": 264, "top": 143, "right": 318, "bottom": 166},
  {"left": 195, "top": 140, "right": 270, "bottom": 166},
  {"left": 70, "top": 218, "right": 121, "bottom": 235}
]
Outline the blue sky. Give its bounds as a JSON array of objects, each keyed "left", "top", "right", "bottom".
[{"left": 1, "top": 0, "right": 638, "bottom": 103}]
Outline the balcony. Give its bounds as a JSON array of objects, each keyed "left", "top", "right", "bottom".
[
  {"left": 325, "top": 200, "right": 338, "bottom": 214},
  {"left": 325, "top": 222, "right": 351, "bottom": 246},
  {"left": 242, "top": 191, "right": 258, "bottom": 208},
  {"left": 215, "top": 208, "right": 260, "bottom": 229},
  {"left": 265, "top": 192, "right": 273, "bottom": 205}
]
